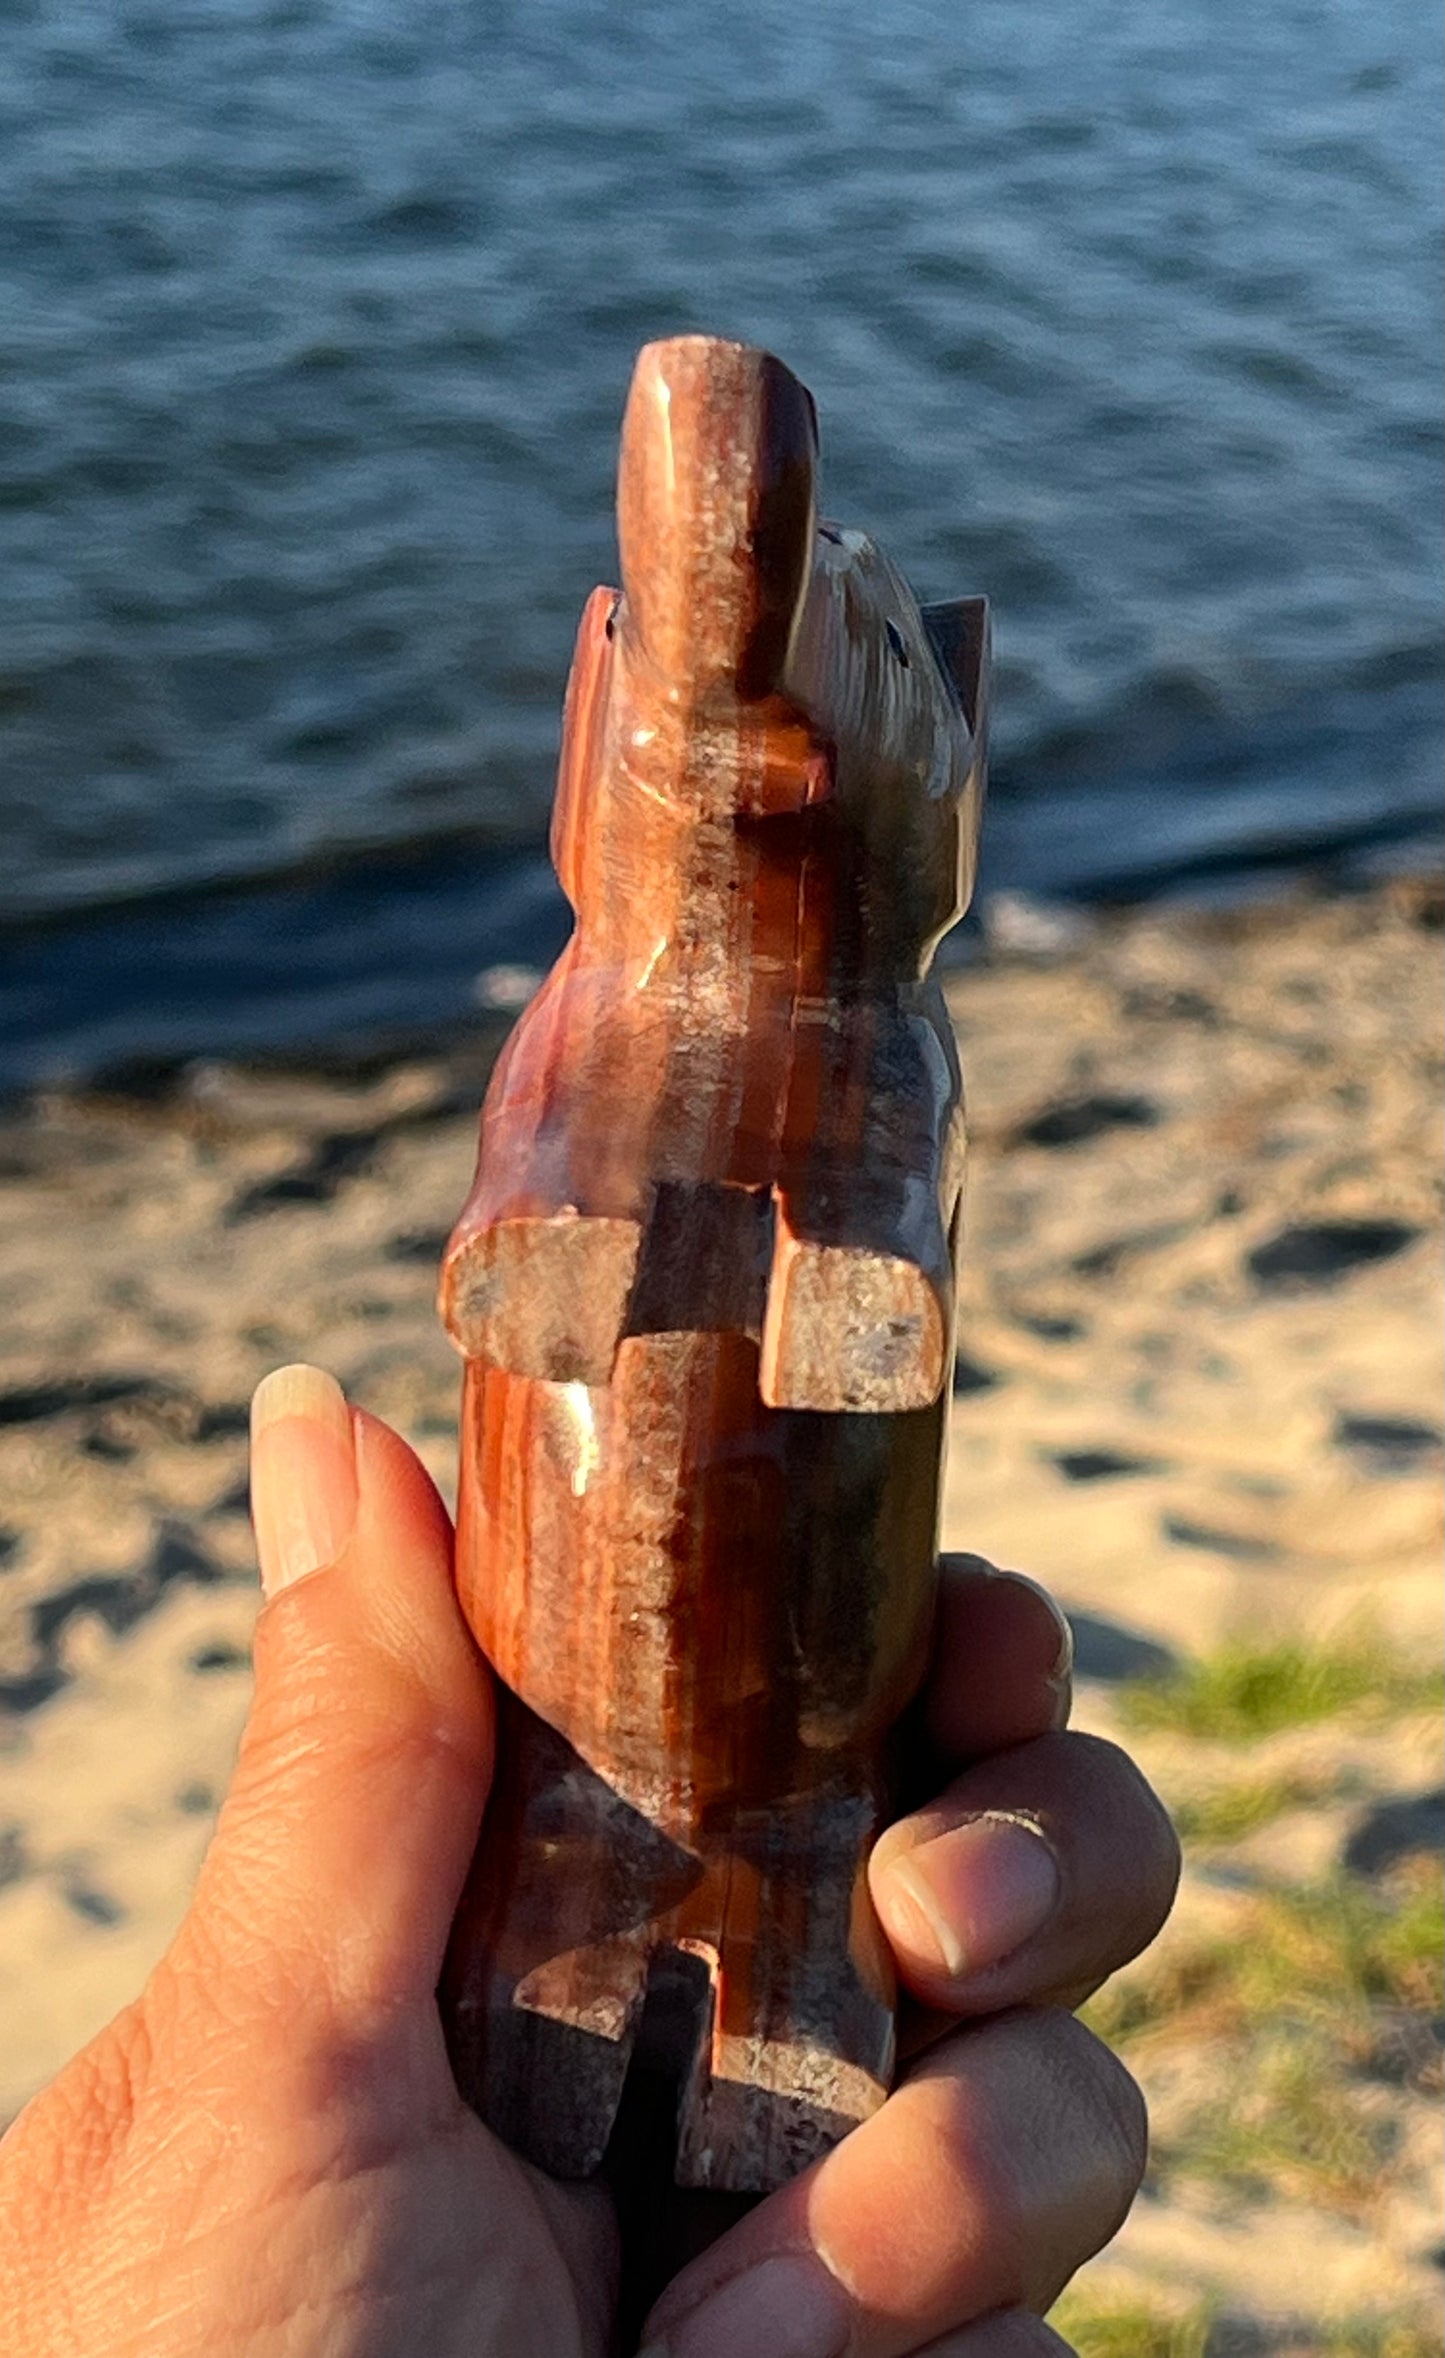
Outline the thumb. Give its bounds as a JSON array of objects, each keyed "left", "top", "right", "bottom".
[{"left": 175, "top": 1365, "right": 493, "bottom": 2027}]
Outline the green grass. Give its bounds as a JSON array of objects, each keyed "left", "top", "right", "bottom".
[
  {"left": 1083, "top": 1861, "right": 1444, "bottom": 2216},
  {"left": 1048, "top": 2289, "right": 1213, "bottom": 2357},
  {"left": 1075, "top": 1630, "right": 1443, "bottom": 2347},
  {"left": 1048, "top": 2290, "right": 1443, "bottom": 2358},
  {"left": 1118, "top": 1634, "right": 1445, "bottom": 1741},
  {"left": 1167, "top": 2035, "right": 1393, "bottom": 2214},
  {"left": 1316, "top": 2326, "right": 1445, "bottom": 2358},
  {"left": 1170, "top": 1768, "right": 1342, "bottom": 1844},
  {"left": 1087, "top": 1861, "right": 1444, "bottom": 2050}
]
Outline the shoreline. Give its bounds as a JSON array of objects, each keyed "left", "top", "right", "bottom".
[
  {"left": 2, "top": 825, "right": 1439, "bottom": 1100},
  {"left": 1, "top": 875, "right": 1440, "bottom": 2337}
]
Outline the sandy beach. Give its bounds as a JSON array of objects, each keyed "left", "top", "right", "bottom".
[{"left": 1, "top": 877, "right": 1440, "bottom": 2350}]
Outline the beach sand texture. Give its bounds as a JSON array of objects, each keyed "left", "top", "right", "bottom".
[{"left": 1, "top": 880, "right": 1440, "bottom": 2349}]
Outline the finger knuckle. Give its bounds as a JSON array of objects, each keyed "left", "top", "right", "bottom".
[
  {"left": 913, "top": 2007, "right": 1147, "bottom": 2311},
  {"left": 1041, "top": 2007, "right": 1149, "bottom": 2220},
  {"left": 966, "top": 2007, "right": 1145, "bottom": 2310},
  {"left": 1055, "top": 1730, "right": 1182, "bottom": 1930}
]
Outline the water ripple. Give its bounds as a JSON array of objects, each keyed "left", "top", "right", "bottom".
[{"left": 0, "top": 0, "right": 1437, "bottom": 949}]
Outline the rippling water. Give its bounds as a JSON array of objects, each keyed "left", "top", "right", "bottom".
[{"left": 0, "top": 0, "right": 1440, "bottom": 1079}]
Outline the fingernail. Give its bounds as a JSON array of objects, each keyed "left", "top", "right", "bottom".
[
  {"left": 880, "top": 1813, "right": 1060, "bottom": 1983},
  {"left": 250, "top": 1364, "right": 358, "bottom": 1598},
  {"left": 643, "top": 2253, "right": 852, "bottom": 2358}
]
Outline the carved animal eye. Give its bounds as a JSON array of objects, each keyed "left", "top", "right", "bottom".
[{"left": 886, "top": 620, "right": 909, "bottom": 667}]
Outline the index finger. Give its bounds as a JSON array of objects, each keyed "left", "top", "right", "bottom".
[{"left": 920, "top": 1555, "right": 1074, "bottom": 1764}]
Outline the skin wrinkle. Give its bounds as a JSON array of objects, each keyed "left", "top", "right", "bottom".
[
  {"left": 223, "top": 1707, "right": 484, "bottom": 1853},
  {"left": 105, "top": 2228, "right": 379, "bottom": 2358},
  {"left": 177, "top": 1981, "right": 598, "bottom": 2354},
  {"left": 247, "top": 1603, "right": 490, "bottom": 1774},
  {"left": 167, "top": 1885, "right": 324, "bottom": 2036},
  {"left": 190, "top": 1737, "right": 483, "bottom": 2018},
  {"left": 84, "top": 2112, "right": 583, "bottom": 2358},
  {"left": 33, "top": 2174, "right": 237, "bottom": 2356},
  {"left": 338, "top": 1565, "right": 486, "bottom": 1725},
  {"left": 50, "top": 2006, "right": 151, "bottom": 2184}
]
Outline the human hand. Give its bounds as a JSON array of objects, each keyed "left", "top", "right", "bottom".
[{"left": 0, "top": 1365, "right": 1177, "bottom": 2357}]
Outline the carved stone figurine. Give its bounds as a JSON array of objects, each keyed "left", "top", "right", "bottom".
[{"left": 439, "top": 334, "right": 988, "bottom": 2196}]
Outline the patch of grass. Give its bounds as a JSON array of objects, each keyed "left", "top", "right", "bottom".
[
  {"left": 1170, "top": 1769, "right": 1339, "bottom": 1844},
  {"left": 1168, "top": 2036, "right": 1392, "bottom": 2214},
  {"left": 1047, "top": 2288, "right": 1213, "bottom": 2357},
  {"left": 1118, "top": 1634, "right": 1444, "bottom": 1740},
  {"left": 1315, "top": 2323, "right": 1445, "bottom": 2358},
  {"left": 1049, "top": 2301, "right": 1445, "bottom": 2358},
  {"left": 1083, "top": 1861, "right": 1445, "bottom": 2218},
  {"left": 1088, "top": 1861, "right": 1445, "bottom": 2052}
]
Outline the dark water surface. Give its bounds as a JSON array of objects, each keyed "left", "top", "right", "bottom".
[{"left": 1, "top": 0, "right": 1440, "bottom": 1084}]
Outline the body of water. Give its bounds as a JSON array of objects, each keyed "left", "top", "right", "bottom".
[{"left": 1, "top": 0, "right": 1440, "bottom": 1084}]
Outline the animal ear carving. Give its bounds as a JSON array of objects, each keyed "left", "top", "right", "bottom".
[{"left": 922, "top": 596, "right": 990, "bottom": 743}]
